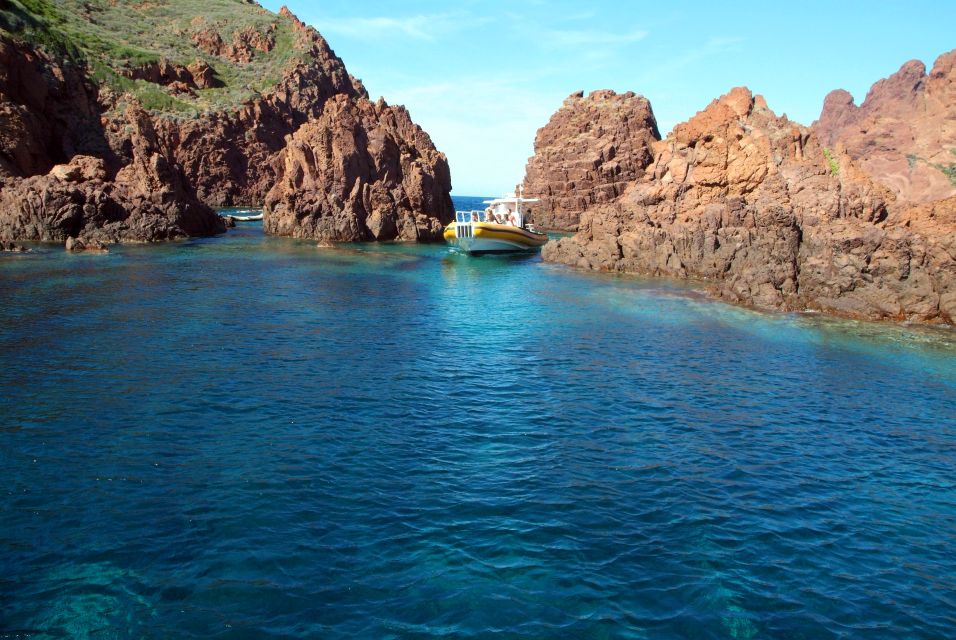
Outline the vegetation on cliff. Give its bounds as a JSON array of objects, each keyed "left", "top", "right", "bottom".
[{"left": 0, "top": 0, "right": 303, "bottom": 114}]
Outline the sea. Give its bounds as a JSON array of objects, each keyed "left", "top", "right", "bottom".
[{"left": 1, "top": 196, "right": 954, "bottom": 639}]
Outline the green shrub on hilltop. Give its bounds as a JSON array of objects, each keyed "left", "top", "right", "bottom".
[{"left": 0, "top": 0, "right": 305, "bottom": 115}]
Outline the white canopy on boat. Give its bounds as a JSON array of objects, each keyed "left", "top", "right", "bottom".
[{"left": 482, "top": 195, "right": 540, "bottom": 205}]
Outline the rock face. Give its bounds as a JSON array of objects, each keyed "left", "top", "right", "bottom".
[
  {"left": 119, "top": 58, "right": 197, "bottom": 88},
  {"left": 543, "top": 88, "right": 956, "bottom": 324},
  {"left": 191, "top": 22, "right": 276, "bottom": 64},
  {"left": 814, "top": 49, "right": 956, "bottom": 204},
  {"left": 162, "top": 12, "right": 363, "bottom": 206},
  {"left": 156, "top": 6, "right": 450, "bottom": 217},
  {"left": 0, "top": 128, "right": 224, "bottom": 244},
  {"left": 521, "top": 90, "right": 660, "bottom": 231},
  {"left": 0, "top": 36, "right": 106, "bottom": 179},
  {"left": 0, "top": 36, "right": 224, "bottom": 243},
  {"left": 264, "top": 96, "right": 453, "bottom": 242}
]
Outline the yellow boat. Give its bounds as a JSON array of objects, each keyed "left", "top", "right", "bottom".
[{"left": 444, "top": 194, "right": 548, "bottom": 255}]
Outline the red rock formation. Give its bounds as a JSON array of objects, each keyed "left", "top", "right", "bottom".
[
  {"left": 0, "top": 37, "right": 104, "bottom": 178},
  {"left": 814, "top": 49, "right": 956, "bottom": 204},
  {"left": 162, "top": 13, "right": 361, "bottom": 206},
  {"left": 186, "top": 60, "right": 219, "bottom": 89},
  {"left": 119, "top": 58, "right": 196, "bottom": 88},
  {"left": 521, "top": 90, "right": 660, "bottom": 231},
  {"left": 543, "top": 88, "right": 956, "bottom": 324},
  {"left": 0, "top": 33, "right": 224, "bottom": 243},
  {"left": 0, "top": 4, "right": 451, "bottom": 243},
  {"left": 263, "top": 96, "right": 453, "bottom": 242},
  {"left": 192, "top": 23, "right": 276, "bottom": 64},
  {"left": 230, "top": 24, "right": 276, "bottom": 62},
  {"left": 192, "top": 28, "right": 226, "bottom": 58},
  {"left": 0, "top": 104, "right": 225, "bottom": 243}
]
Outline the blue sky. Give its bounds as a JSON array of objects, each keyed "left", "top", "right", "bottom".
[{"left": 261, "top": 1, "right": 955, "bottom": 195}]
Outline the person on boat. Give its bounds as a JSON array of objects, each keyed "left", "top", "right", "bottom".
[
  {"left": 485, "top": 208, "right": 499, "bottom": 224},
  {"left": 495, "top": 204, "right": 511, "bottom": 225}
]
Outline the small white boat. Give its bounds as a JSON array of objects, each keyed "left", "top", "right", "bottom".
[
  {"left": 444, "top": 193, "right": 547, "bottom": 255},
  {"left": 225, "top": 212, "right": 263, "bottom": 221}
]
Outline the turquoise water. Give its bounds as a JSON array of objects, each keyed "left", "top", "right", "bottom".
[{"left": 1, "top": 199, "right": 955, "bottom": 639}]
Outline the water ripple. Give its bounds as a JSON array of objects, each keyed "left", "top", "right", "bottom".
[{"left": 1, "top": 210, "right": 955, "bottom": 638}]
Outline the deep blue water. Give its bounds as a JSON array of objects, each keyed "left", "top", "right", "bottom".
[{"left": 1, "top": 198, "right": 955, "bottom": 639}]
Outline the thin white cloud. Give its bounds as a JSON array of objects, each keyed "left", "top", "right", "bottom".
[
  {"left": 636, "top": 35, "right": 744, "bottom": 84},
  {"left": 544, "top": 27, "right": 648, "bottom": 48},
  {"left": 318, "top": 13, "right": 492, "bottom": 42},
  {"left": 706, "top": 36, "right": 745, "bottom": 48}
]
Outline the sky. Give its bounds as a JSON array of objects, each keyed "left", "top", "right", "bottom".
[{"left": 261, "top": 0, "right": 955, "bottom": 195}]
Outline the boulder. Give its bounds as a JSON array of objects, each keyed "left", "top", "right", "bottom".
[
  {"left": 187, "top": 60, "right": 219, "bottom": 89},
  {"left": 49, "top": 156, "right": 107, "bottom": 183},
  {"left": 65, "top": 236, "right": 108, "bottom": 253}
]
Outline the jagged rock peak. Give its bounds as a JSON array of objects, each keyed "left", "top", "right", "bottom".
[
  {"left": 521, "top": 89, "right": 661, "bottom": 231},
  {"left": 814, "top": 48, "right": 956, "bottom": 204},
  {"left": 263, "top": 95, "right": 453, "bottom": 243}
]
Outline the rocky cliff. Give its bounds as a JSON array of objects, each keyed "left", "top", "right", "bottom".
[
  {"left": 263, "top": 96, "right": 452, "bottom": 242},
  {"left": 0, "top": 0, "right": 452, "bottom": 244},
  {"left": 814, "top": 49, "right": 956, "bottom": 204},
  {"left": 542, "top": 88, "right": 955, "bottom": 323},
  {"left": 0, "top": 34, "right": 224, "bottom": 241},
  {"left": 521, "top": 90, "right": 660, "bottom": 231},
  {"left": 158, "top": 7, "right": 365, "bottom": 207}
]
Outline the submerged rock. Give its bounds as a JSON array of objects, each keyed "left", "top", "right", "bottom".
[
  {"left": 0, "top": 240, "right": 28, "bottom": 252},
  {"left": 65, "top": 236, "right": 108, "bottom": 253}
]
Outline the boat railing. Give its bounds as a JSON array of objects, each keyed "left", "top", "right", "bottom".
[
  {"left": 454, "top": 210, "right": 543, "bottom": 233},
  {"left": 455, "top": 210, "right": 491, "bottom": 223}
]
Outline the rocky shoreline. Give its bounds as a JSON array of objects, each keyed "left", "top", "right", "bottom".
[
  {"left": 528, "top": 52, "right": 956, "bottom": 325},
  {"left": 1, "top": 2, "right": 953, "bottom": 326}
]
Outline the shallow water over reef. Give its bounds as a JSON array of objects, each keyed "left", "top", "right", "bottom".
[{"left": 1, "top": 202, "right": 954, "bottom": 639}]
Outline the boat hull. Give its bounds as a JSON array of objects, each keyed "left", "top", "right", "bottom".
[{"left": 444, "top": 221, "right": 548, "bottom": 254}]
